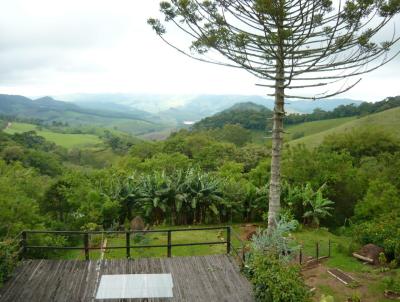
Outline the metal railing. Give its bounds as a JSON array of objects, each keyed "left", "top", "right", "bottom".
[
  {"left": 20, "top": 226, "right": 233, "bottom": 260},
  {"left": 298, "top": 239, "right": 332, "bottom": 266}
]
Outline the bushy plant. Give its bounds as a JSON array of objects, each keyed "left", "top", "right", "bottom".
[
  {"left": 0, "top": 240, "right": 19, "bottom": 286},
  {"left": 383, "top": 275, "right": 400, "bottom": 293},
  {"left": 246, "top": 252, "right": 311, "bottom": 302},
  {"left": 353, "top": 212, "right": 400, "bottom": 261},
  {"left": 250, "top": 218, "right": 300, "bottom": 261}
]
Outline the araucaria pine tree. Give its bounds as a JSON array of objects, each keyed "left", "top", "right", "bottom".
[{"left": 148, "top": 0, "right": 400, "bottom": 229}]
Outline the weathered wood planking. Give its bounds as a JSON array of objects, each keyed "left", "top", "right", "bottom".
[{"left": 0, "top": 255, "right": 253, "bottom": 302}]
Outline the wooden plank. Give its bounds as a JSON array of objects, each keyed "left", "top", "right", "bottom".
[
  {"left": 327, "top": 268, "right": 359, "bottom": 286},
  {"left": 0, "top": 255, "right": 253, "bottom": 302}
]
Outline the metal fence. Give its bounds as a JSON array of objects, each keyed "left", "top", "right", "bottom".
[{"left": 20, "top": 226, "right": 236, "bottom": 261}]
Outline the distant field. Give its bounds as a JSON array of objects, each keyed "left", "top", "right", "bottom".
[
  {"left": 285, "top": 117, "right": 356, "bottom": 141},
  {"left": 289, "top": 107, "right": 400, "bottom": 148},
  {"left": 4, "top": 122, "right": 102, "bottom": 148},
  {"left": 250, "top": 116, "right": 356, "bottom": 144}
]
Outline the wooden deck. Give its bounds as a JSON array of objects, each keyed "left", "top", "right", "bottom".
[{"left": 0, "top": 255, "right": 253, "bottom": 302}]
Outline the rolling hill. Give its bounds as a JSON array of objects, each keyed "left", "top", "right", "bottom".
[
  {"left": 289, "top": 107, "right": 400, "bottom": 148},
  {"left": 4, "top": 122, "right": 103, "bottom": 148},
  {"left": 285, "top": 117, "right": 357, "bottom": 140},
  {"left": 192, "top": 102, "right": 273, "bottom": 131},
  {"left": 0, "top": 94, "right": 169, "bottom": 135}
]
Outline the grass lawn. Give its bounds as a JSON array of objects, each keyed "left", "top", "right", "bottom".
[
  {"left": 55, "top": 224, "right": 246, "bottom": 261},
  {"left": 4, "top": 122, "right": 103, "bottom": 148}
]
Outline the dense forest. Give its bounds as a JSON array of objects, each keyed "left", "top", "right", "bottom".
[{"left": 1, "top": 115, "right": 399, "bottom": 247}]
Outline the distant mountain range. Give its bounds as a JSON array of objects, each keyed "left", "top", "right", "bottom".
[
  {"left": 0, "top": 93, "right": 365, "bottom": 136},
  {"left": 56, "top": 93, "right": 363, "bottom": 124}
]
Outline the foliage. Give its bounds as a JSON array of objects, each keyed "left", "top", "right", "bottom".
[
  {"left": 246, "top": 253, "right": 311, "bottom": 302},
  {"left": 354, "top": 180, "right": 400, "bottom": 221},
  {"left": 193, "top": 104, "right": 272, "bottom": 131},
  {"left": 383, "top": 275, "right": 400, "bottom": 293},
  {"left": 282, "top": 146, "right": 362, "bottom": 226},
  {"left": 210, "top": 124, "right": 252, "bottom": 147},
  {"left": 302, "top": 184, "right": 335, "bottom": 228},
  {"left": 353, "top": 212, "right": 400, "bottom": 261},
  {"left": 0, "top": 240, "right": 19, "bottom": 286},
  {"left": 322, "top": 129, "right": 400, "bottom": 161},
  {"left": 251, "top": 219, "right": 300, "bottom": 260},
  {"left": 0, "top": 161, "right": 46, "bottom": 238}
]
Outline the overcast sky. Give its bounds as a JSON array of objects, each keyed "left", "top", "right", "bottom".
[{"left": 0, "top": 0, "right": 399, "bottom": 102}]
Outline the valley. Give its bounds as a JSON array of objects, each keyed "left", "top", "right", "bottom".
[
  {"left": 1, "top": 94, "right": 400, "bottom": 302},
  {"left": 4, "top": 122, "right": 102, "bottom": 149}
]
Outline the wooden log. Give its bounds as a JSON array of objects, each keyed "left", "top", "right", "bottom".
[{"left": 352, "top": 252, "right": 374, "bottom": 263}]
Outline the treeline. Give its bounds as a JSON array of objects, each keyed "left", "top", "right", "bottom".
[
  {"left": 0, "top": 114, "right": 44, "bottom": 126},
  {"left": 193, "top": 96, "right": 400, "bottom": 130},
  {"left": 285, "top": 95, "right": 400, "bottom": 125},
  {"left": 192, "top": 104, "right": 273, "bottom": 131}
]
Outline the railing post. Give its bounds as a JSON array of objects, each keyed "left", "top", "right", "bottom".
[
  {"left": 126, "top": 232, "right": 131, "bottom": 259},
  {"left": 316, "top": 242, "right": 319, "bottom": 263},
  {"left": 226, "top": 226, "right": 231, "bottom": 254},
  {"left": 299, "top": 246, "right": 303, "bottom": 265},
  {"left": 167, "top": 230, "right": 172, "bottom": 258},
  {"left": 84, "top": 233, "right": 89, "bottom": 261},
  {"left": 21, "top": 231, "right": 27, "bottom": 259},
  {"left": 328, "top": 239, "right": 331, "bottom": 258},
  {"left": 242, "top": 243, "right": 246, "bottom": 264}
]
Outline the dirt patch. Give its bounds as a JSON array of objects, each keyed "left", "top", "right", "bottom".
[
  {"left": 131, "top": 216, "right": 145, "bottom": 231},
  {"left": 303, "top": 263, "right": 388, "bottom": 302},
  {"left": 354, "top": 244, "right": 384, "bottom": 265},
  {"left": 239, "top": 224, "right": 260, "bottom": 241},
  {"left": 385, "top": 290, "right": 400, "bottom": 300}
]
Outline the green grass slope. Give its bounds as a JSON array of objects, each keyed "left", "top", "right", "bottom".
[
  {"left": 289, "top": 107, "right": 400, "bottom": 148},
  {"left": 4, "top": 122, "right": 102, "bottom": 149},
  {"left": 250, "top": 116, "right": 356, "bottom": 144},
  {"left": 285, "top": 117, "right": 357, "bottom": 140}
]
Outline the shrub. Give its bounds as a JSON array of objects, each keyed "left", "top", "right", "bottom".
[
  {"left": 246, "top": 253, "right": 311, "bottom": 302},
  {"left": 250, "top": 219, "right": 300, "bottom": 260},
  {"left": 0, "top": 240, "right": 19, "bottom": 286},
  {"left": 353, "top": 212, "right": 400, "bottom": 261},
  {"left": 383, "top": 275, "right": 400, "bottom": 293},
  {"left": 389, "top": 260, "right": 398, "bottom": 269}
]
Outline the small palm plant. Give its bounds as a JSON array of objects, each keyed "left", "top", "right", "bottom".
[{"left": 302, "top": 183, "right": 335, "bottom": 228}]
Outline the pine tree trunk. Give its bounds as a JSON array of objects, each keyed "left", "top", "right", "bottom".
[{"left": 268, "top": 54, "right": 285, "bottom": 230}]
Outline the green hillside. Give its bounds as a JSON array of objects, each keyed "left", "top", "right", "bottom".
[
  {"left": 250, "top": 116, "right": 356, "bottom": 144},
  {"left": 0, "top": 94, "right": 170, "bottom": 135},
  {"left": 285, "top": 117, "right": 357, "bottom": 140},
  {"left": 289, "top": 107, "right": 400, "bottom": 148},
  {"left": 4, "top": 122, "right": 102, "bottom": 148}
]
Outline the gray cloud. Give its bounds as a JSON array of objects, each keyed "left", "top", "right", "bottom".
[{"left": 0, "top": 0, "right": 399, "bottom": 101}]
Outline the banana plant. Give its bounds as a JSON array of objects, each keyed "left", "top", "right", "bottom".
[{"left": 302, "top": 183, "right": 335, "bottom": 228}]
